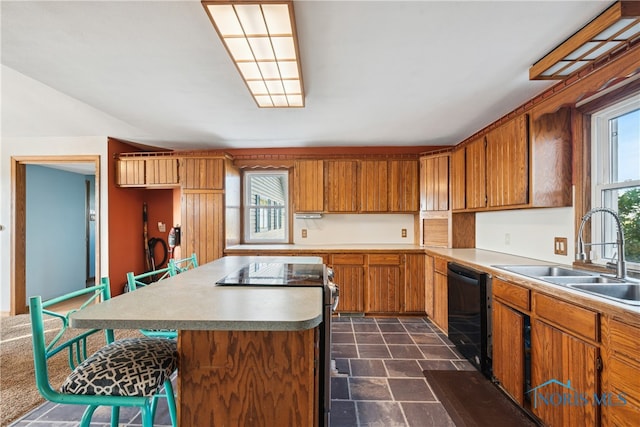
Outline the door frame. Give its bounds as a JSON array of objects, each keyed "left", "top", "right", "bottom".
[{"left": 10, "top": 155, "right": 101, "bottom": 315}]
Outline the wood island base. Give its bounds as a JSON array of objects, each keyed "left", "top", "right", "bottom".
[{"left": 178, "top": 328, "right": 319, "bottom": 426}]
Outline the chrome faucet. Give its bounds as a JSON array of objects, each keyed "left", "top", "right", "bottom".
[{"left": 576, "top": 207, "right": 626, "bottom": 279}]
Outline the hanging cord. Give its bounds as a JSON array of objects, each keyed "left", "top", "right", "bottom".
[{"left": 147, "top": 237, "right": 169, "bottom": 270}]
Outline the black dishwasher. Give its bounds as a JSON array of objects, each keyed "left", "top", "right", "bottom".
[{"left": 447, "top": 262, "right": 492, "bottom": 378}]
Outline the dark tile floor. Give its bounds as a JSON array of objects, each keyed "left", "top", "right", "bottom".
[
  {"left": 329, "top": 316, "right": 475, "bottom": 427},
  {"left": 10, "top": 316, "right": 474, "bottom": 427}
]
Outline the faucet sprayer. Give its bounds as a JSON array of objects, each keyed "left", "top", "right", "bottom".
[{"left": 576, "top": 207, "right": 626, "bottom": 280}]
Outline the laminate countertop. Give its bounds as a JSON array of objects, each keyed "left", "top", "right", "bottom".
[{"left": 71, "top": 256, "right": 324, "bottom": 331}]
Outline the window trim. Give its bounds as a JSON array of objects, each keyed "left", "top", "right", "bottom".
[
  {"left": 590, "top": 94, "right": 640, "bottom": 268},
  {"left": 242, "top": 170, "right": 290, "bottom": 244}
]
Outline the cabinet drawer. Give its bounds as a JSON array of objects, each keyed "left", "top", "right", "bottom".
[
  {"left": 534, "top": 293, "right": 598, "bottom": 342},
  {"left": 608, "top": 318, "right": 640, "bottom": 362},
  {"left": 434, "top": 257, "right": 448, "bottom": 274},
  {"left": 368, "top": 254, "right": 402, "bottom": 265},
  {"left": 493, "top": 278, "right": 530, "bottom": 311},
  {"left": 331, "top": 254, "right": 365, "bottom": 265}
]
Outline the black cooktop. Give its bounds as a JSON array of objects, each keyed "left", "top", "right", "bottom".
[{"left": 216, "top": 263, "right": 325, "bottom": 286}]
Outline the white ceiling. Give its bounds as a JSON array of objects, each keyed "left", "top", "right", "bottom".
[{"left": 1, "top": 0, "right": 611, "bottom": 150}]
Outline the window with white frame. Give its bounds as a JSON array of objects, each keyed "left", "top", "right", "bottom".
[
  {"left": 244, "top": 171, "right": 289, "bottom": 243},
  {"left": 591, "top": 94, "right": 640, "bottom": 267}
]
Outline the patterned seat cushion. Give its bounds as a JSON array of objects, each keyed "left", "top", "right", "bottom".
[{"left": 61, "top": 337, "right": 178, "bottom": 397}]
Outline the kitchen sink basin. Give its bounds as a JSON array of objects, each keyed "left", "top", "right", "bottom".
[
  {"left": 543, "top": 276, "right": 626, "bottom": 285},
  {"left": 566, "top": 283, "right": 640, "bottom": 306},
  {"left": 494, "top": 265, "right": 592, "bottom": 278}
]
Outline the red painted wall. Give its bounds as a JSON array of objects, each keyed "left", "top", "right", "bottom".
[{"left": 107, "top": 139, "right": 174, "bottom": 296}]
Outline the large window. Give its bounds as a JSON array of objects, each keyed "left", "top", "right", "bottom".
[
  {"left": 244, "top": 171, "right": 289, "bottom": 243},
  {"left": 591, "top": 94, "right": 640, "bottom": 267}
]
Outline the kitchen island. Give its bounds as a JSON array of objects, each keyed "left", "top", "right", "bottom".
[{"left": 71, "top": 256, "right": 325, "bottom": 427}]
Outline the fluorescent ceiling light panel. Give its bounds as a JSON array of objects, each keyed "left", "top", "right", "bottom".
[
  {"left": 203, "top": 1, "right": 305, "bottom": 108},
  {"left": 530, "top": 1, "right": 640, "bottom": 80}
]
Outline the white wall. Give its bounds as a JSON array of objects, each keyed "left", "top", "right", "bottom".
[
  {"left": 476, "top": 206, "right": 575, "bottom": 264},
  {"left": 0, "top": 65, "right": 143, "bottom": 313},
  {"left": 293, "top": 214, "right": 415, "bottom": 245}
]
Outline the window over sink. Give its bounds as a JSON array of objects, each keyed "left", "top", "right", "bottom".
[
  {"left": 591, "top": 94, "right": 640, "bottom": 267},
  {"left": 243, "top": 171, "right": 289, "bottom": 243}
]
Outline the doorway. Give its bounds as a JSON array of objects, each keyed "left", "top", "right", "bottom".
[{"left": 10, "top": 156, "right": 100, "bottom": 315}]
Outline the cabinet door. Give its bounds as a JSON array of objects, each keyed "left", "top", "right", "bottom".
[
  {"left": 330, "top": 254, "right": 365, "bottom": 313},
  {"left": 360, "top": 160, "right": 388, "bottom": 212},
  {"left": 493, "top": 300, "right": 525, "bottom": 405},
  {"left": 146, "top": 158, "right": 179, "bottom": 186},
  {"left": 486, "top": 114, "right": 529, "bottom": 207},
  {"left": 367, "top": 254, "right": 403, "bottom": 313},
  {"left": 450, "top": 147, "right": 466, "bottom": 210},
  {"left": 182, "top": 192, "right": 225, "bottom": 264},
  {"left": 404, "top": 254, "right": 425, "bottom": 313},
  {"left": 182, "top": 157, "right": 225, "bottom": 190},
  {"left": 421, "top": 155, "right": 449, "bottom": 211},
  {"left": 294, "top": 160, "right": 324, "bottom": 212},
  {"left": 389, "top": 160, "right": 419, "bottom": 212},
  {"left": 465, "top": 137, "right": 486, "bottom": 209},
  {"left": 531, "top": 319, "right": 599, "bottom": 427},
  {"left": 325, "top": 160, "right": 359, "bottom": 212},
  {"left": 424, "top": 255, "right": 435, "bottom": 318},
  {"left": 116, "top": 158, "right": 146, "bottom": 186},
  {"left": 433, "top": 272, "right": 448, "bottom": 333}
]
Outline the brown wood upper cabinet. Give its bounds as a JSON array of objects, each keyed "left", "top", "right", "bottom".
[
  {"left": 420, "top": 154, "right": 449, "bottom": 211},
  {"left": 116, "top": 156, "right": 180, "bottom": 188},
  {"left": 486, "top": 114, "right": 529, "bottom": 207},
  {"left": 389, "top": 159, "right": 419, "bottom": 212},
  {"left": 465, "top": 136, "right": 487, "bottom": 210},
  {"left": 450, "top": 147, "right": 466, "bottom": 211},
  {"left": 360, "top": 160, "right": 389, "bottom": 212},
  {"left": 294, "top": 160, "right": 324, "bottom": 212},
  {"left": 454, "top": 108, "right": 571, "bottom": 212},
  {"left": 325, "top": 160, "right": 359, "bottom": 212}
]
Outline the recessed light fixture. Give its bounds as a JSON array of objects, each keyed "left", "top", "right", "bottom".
[
  {"left": 202, "top": 0, "right": 304, "bottom": 108},
  {"left": 530, "top": 1, "right": 640, "bottom": 80}
]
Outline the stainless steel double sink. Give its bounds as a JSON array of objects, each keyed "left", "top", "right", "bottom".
[{"left": 494, "top": 265, "right": 640, "bottom": 306}]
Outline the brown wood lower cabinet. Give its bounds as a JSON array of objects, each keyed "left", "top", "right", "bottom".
[
  {"left": 601, "top": 316, "right": 640, "bottom": 426},
  {"left": 178, "top": 328, "right": 318, "bottom": 427},
  {"left": 367, "top": 254, "right": 403, "bottom": 313},
  {"left": 432, "top": 271, "right": 448, "bottom": 333},
  {"left": 531, "top": 319, "right": 599, "bottom": 427},
  {"left": 331, "top": 254, "right": 365, "bottom": 313},
  {"left": 429, "top": 256, "right": 448, "bottom": 333},
  {"left": 492, "top": 299, "right": 526, "bottom": 405},
  {"left": 404, "top": 254, "right": 426, "bottom": 313}
]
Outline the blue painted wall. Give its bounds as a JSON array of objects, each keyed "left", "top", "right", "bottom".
[{"left": 26, "top": 165, "right": 93, "bottom": 301}]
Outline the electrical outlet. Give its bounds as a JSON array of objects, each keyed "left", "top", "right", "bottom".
[
  {"left": 504, "top": 233, "right": 511, "bottom": 245},
  {"left": 554, "top": 237, "right": 568, "bottom": 255},
  {"left": 301, "top": 229, "right": 308, "bottom": 238},
  {"left": 401, "top": 228, "right": 407, "bottom": 238}
]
